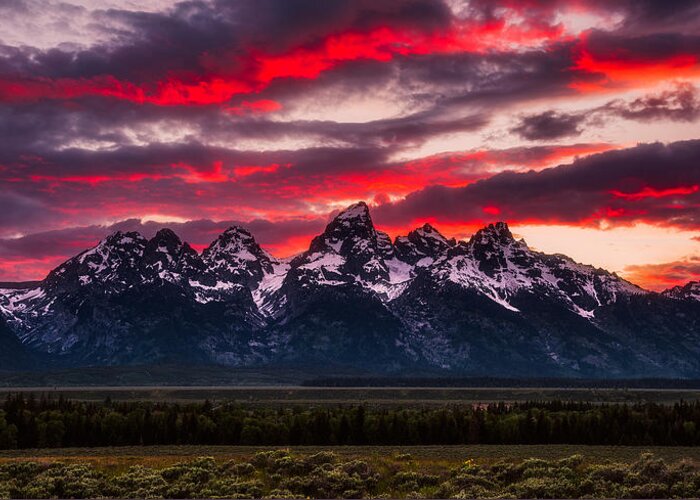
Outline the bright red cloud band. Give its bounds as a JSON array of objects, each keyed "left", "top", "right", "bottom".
[
  {"left": 0, "top": 18, "right": 563, "bottom": 106},
  {"left": 1, "top": 0, "right": 699, "bottom": 292}
]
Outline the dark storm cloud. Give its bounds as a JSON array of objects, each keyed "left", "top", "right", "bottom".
[
  {"left": 578, "top": 30, "right": 700, "bottom": 68},
  {"left": 613, "top": 0, "right": 700, "bottom": 33},
  {"left": 1, "top": 0, "right": 700, "bottom": 283},
  {"left": 0, "top": 92, "right": 489, "bottom": 167},
  {"left": 0, "top": 216, "right": 327, "bottom": 262},
  {"left": 230, "top": 0, "right": 451, "bottom": 50},
  {"left": 511, "top": 111, "right": 584, "bottom": 141},
  {"left": 605, "top": 82, "right": 700, "bottom": 122},
  {"left": 375, "top": 140, "right": 700, "bottom": 229},
  {"left": 510, "top": 83, "right": 700, "bottom": 142},
  {"left": 6, "top": 0, "right": 698, "bottom": 164},
  {"left": 464, "top": 0, "right": 700, "bottom": 33},
  {"left": 0, "top": 140, "right": 395, "bottom": 236},
  {"left": 0, "top": 0, "right": 452, "bottom": 81},
  {"left": 0, "top": 191, "right": 49, "bottom": 229}
]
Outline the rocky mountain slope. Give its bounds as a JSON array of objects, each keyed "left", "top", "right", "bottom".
[{"left": 1, "top": 202, "right": 698, "bottom": 377}]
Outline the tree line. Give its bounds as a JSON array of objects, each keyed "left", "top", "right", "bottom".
[
  {"left": 1, "top": 394, "right": 700, "bottom": 449},
  {"left": 303, "top": 376, "right": 700, "bottom": 389}
]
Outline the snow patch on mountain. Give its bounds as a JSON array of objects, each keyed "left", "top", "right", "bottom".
[
  {"left": 253, "top": 261, "right": 291, "bottom": 315},
  {"left": 663, "top": 281, "right": 700, "bottom": 301}
]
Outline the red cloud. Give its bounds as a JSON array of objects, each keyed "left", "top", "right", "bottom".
[
  {"left": 571, "top": 33, "right": 700, "bottom": 92},
  {"left": 0, "top": 16, "right": 564, "bottom": 107},
  {"left": 233, "top": 164, "right": 282, "bottom": 177},
  {"left": 624, "top": 256, "right": 700, "bottom": 291},
  {"left": 225, "top": 99, "right": 283, "bottom": 115},
  {"left": 611, "top": 185, "right": 699, "bottom": 200}
]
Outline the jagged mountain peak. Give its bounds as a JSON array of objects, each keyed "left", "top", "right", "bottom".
[
  {"left": 395, "top": 222, "right": 454, "bottom": 266},
  {"left": 148, "top": 227, "right": 184, "bottom": 248},
  {"left": 663, "top": 280, "right": 700, "bottom": 301},
  {"left": 205, "top": 225, "right": 261, "bottom": 255},
  {"left": 213, "top": 226, "right": 275, "bottom": 264},
  {"left": 410, "top": 223, "right": 455, "bottom": 247},
  {"left": 326, "top": 202, "right": 375, "bottom": 237},
  {"left": 221, "top": 224, "right": 255, "bottom": 239},
  {"left": 334, "top": 201, "right": 372, "bottom": 224},
  {"left": 84, "top": 230, "right": 147, "bottom": 255},
  {"left": 43, "top": 230, "right": 148, "bottom": 292},
  {"left": 3, "top": 199, "right": 700, "bottom": 377},
  {"left": 77, "top": 230, "right": 146, "bottom": 263},
  {"left": 101, "top": 230, "right": 147, "bottom": 247},
  {"left": 201, "top": 224, "right": 276, "bottom": 288},
  {"left": 289, "top": 202, "right": 398, "bottom": 292},
  {"left": 417, "top": 222, "right": 439, "bottom": 234},
  {"left": 470, "top": 221, "right": 517, "bottom": 246},
  {"left": 307, "top": 202, "right": 379, "bottom": 257},
  {"left": 141, "top": 228, "right": 203, "bottom": 281}
]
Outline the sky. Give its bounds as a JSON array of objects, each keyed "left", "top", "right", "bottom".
[{"left": 0, "top": 0, "right": 699, "bottom": 290}]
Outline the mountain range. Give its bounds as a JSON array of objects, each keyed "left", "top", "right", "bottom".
[{"left": 1, "top": 202, "right": 699, "bottom": 378}]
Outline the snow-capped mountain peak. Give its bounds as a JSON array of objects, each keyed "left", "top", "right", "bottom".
[
  {"left": 334, "top": 201, "right": 372, "bottom": 225},
  {"left": 426, "top": 220, "right": 647, "bottom": 317},
  {"left": 141, "top": 228, "right": 204, "bottom": 282},
  {"left": 45, "top": 230, "right": 147, "bottom": 292},
  {"left": 470, "top": 221, "right": 517, "bottom": 247},
  {"left": 1, "top": 201, "right": 699, "bottom": 378},
  {"left": 663, "top": 281, "right": 700, "bottom": 301},
  {"left": 293, "top": 201, "right": 396, "bottom": 291},
  {"left": 395, "top": 222, "right": 455, "bottom": 266},
  {"left": 311, "top": 201, "right": 378, "bottom": 254},
  {"left": 202, "top": 225, "right": 276, "bottom": 288}
]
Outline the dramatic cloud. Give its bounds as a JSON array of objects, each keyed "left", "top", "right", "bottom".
[
  {"left": 624, "top": 256, "right": 700, "bottom": 291},
  {"left": 511, "top": 82, "right": 700, "bottom": 144},
  {"left": 1, "top": 0, "right": 700, "bottom": 285},
  {"left": 606, "top": 82, "right": 700, "bottom": 122},
  {"left": 511, "top": 111, "right": 585, "bottom": 140},
  {"left": 375, "top": 140, "right": 700, "bottom": 229},
  {"left": 0, "top": 216, "right": 327, "bottom": 281}
]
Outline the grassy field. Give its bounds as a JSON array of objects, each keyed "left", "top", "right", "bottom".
[
  {"left": 2, "top": 446, "right": 700, "bottom": 498},
  {"left": 1, "top": 444, "right": 700, "bottom": 470},
  {"left": 1, "top": 385, "right": 699, "bottom": 405}
]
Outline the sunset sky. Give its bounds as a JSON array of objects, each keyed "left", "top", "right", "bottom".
[{"left": 0, "top": 0, "right": 699, "bottom": 290}]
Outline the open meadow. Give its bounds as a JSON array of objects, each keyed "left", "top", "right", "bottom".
[
  {"left": 2, "top": 444, "right": 700, "bottom": 466},
  {"left": 0, "top": 447, "right": 700, "bottom": 498},
  {"left": 1, "top": 385, "right": 699, "bottom": 405}
]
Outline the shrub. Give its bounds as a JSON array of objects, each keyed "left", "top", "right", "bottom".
[
  {"left": 307, "top": 451, "right": 337, "bottom": 465},
  {"left": 625, "top": 481, "right": 669, "bottom": 498},
  {"left": 393, "top": 471, "right": 440, "bottom": 491},
  {"left": 0, "top": 482, "right": 10, "bottom": 500},
  {"left": 631, "top": 453, "right": 670, "bottom": 483},
  {"left": 203, "top": 478, "right": 264, "bottom": 499},
  {"left": 229, "top": 461, "right": 256, "bottom": 477},
  {"left": 0, "top": 450, "right": 697, "bottom": 499},
  {"left": 587, "top": 463, "right": 628, "bottom": 483},
  {"left": 107, "top": 465, "right": 168, "bottom": 499},
  {"left": 511, "top": 476, "right": 580, "bottom": 499},
  {"left": 251, "top": 449, "right": 292, "bottom": 468}
]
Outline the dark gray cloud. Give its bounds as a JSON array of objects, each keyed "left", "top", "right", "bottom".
[
  {"left": 511, "top": 111, "right": 584, "bottom": 141},
  {"left": 0, "top": 0, "right": 453, "bottom": 81},
  {"left": 375, "top": 140, "right": 700, "bottom": 229},
  {"left": 0, "top": 216, "right": 327, "bottom": 263},
  {"left": 606, "top": 82, "right": 699, "bottom": 122},
  {"left": 0, "top": 191, "right": 49, "bottom": 229},
  {"left": 2, "top": 0, "right": 700, "bottom": 282},
  {"left": 511, "top": 83, "right": 700, "bottom": 142}
]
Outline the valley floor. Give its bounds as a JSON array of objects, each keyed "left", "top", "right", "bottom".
[
  {"left": 0, "top": 446, "right": 699, "bottom": 498},
  {"left": 1, "top": 444, "right": 700, "bottom": 464},
  {"left": 1, "top": 385, "right": 700, "bottom": 405}
]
